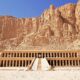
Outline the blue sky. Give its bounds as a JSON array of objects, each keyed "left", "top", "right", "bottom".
[{"left": 0, "top": 0, "right": 78, "bottom": 18}]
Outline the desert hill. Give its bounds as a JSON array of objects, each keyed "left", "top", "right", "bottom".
[{"left": 0, "top": 2, "right": 80, "bottom": 50}]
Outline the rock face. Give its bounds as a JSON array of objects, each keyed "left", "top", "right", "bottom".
[{"left": 0, "top": 2, "right": 80, "bottom": 50}]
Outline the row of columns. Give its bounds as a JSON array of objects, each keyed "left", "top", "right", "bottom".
[
  {"left": 48, "top": 60, "right": 80, "bottom": 67},
  {"left": 1, "top": 52, "right": 78, "bottom": 58},
  {"left": 0, "top": 60, "right": 31, "bottom": 67},
  {"left": 0, "top": 59, "right": 80, "bottom": 67}
]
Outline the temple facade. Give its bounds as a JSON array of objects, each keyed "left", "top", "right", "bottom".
[{"left": 0, "top": 50, "right": 80, "bottom": 68}]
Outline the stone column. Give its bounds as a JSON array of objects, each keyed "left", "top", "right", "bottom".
[
  {"left": 72, "top": 60, "right": 73, "bottom": 66},
  {"left": 68, "top": 53, "right": 69, "bottom": 58},
  {"left": 74, "top": 60, "right": 76, "bottom": 66},
  {"left": 22, "top": 53, "right": 23, "bottom": 57},
  {"left": 59, "top": 60, "right": 61, "bottom": 66},
  {"left": 68, "top": 60, "right": 69, "bottom": 66},
  {"left": 12, "top": 60, "right": 14, "bottom": 67},
  {"left": 63, "top": 53, "right": 65, "bottom": 57},
  {"left": 35, "top": 53, "right": 36, "bottom": 58},
  {"left": 19, "top": 53, "right": 20, "bottom": 57},
  {"left": 74, "top": 53, "right": 75, "bottom": 57},
  {"left": 49, "top": 53, "right": 51, "bottom": 58},
  {"left": 44, "top": 53, "right": 46, "bottom": 58},
  {"left": 29, "top": 60, "right": 30, "bottom": 65},
  {"left": 29, "top": 53, "right": 30, "bottom": 57},
  {"left": 22, "top": 60, "right": 23, "bottom": 67},
  {"left": 42, "top": 53, "right": 43, "bottom": 58},
  {"left": 25, "top": 60, "right": 26, "bottom": 67},
  {"left": 78, "top": 60, "right": 79, "bottom": 66},
  {"left": 56, "top": 53, "right": 58, "bottom": 57},
  {"left": 62, "top": 60, "right": 64, "bottom": 66},
  {"left": 6, "top": 60, "right": 7, "bottom": 67},
  {"left": 18, "top": 60, "right": 19, "bottom": 67},
  {"left": 28, "top": 60, "right": 29, "bottom": 66},
  {"left": 75, "top": 60, "right": 77, "bottom": 66}
]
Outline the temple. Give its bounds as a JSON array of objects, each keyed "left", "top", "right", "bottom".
[{"left": 0, "top": 50, "right": 80, "bottom": 70}]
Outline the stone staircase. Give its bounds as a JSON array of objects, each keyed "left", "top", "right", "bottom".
[
  {"left": 31, "top": 58, "right": 51, "bottom": 71},
  {"left": 37, "top": 58, "right": 41, "bottom": 70}
]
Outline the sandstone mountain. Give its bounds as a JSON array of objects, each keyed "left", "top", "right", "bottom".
[{"left": 0, "top": 2, "right": 80, "bottom": 51}]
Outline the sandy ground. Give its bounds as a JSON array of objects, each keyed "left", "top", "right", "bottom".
[{"left": 0, "top": 68, "right": 80, "bottom": 80}]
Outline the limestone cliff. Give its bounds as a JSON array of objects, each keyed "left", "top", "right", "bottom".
[{"left": 0, "top": 2, "right": 80, "bottom": 50}]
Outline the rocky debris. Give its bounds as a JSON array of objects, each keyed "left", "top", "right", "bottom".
[{"left": 0, "top": 2, "right": 80, "bottom": 50}]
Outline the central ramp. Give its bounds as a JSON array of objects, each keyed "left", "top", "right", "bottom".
[{"left": 31, "top": 58, "right": 51, "bottom": 71}]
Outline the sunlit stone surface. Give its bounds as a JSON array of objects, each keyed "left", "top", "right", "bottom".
[
  {"left": 0, "top": 69, "right": 80, "bottom": 80},
  {"left": 32, "top": 58, "right": 51, "bottom": 71}
]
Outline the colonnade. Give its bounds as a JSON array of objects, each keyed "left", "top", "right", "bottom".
[
  {"left": 0, "top": 51, "right": 80, "bottom": 67},
  {"left": 48, "top": 60, "right": 80, "bottom": 67},
  {"left": 0, "top": 60, "right": 31, "bottom": 67},
  {"left": 0, "top": 52, "right": 79, "bottom": 58}
]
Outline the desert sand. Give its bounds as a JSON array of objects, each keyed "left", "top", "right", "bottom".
[{"left": 0, "top": 68, "right": 80, "bottom": 80}]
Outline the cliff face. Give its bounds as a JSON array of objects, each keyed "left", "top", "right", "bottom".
[{"left": 0, "top": 3, "right": 80, "bottom": 50}]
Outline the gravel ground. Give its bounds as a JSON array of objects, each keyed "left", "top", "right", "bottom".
[{"left": 0, "top": 69, "right": 80, "bottom": 80}]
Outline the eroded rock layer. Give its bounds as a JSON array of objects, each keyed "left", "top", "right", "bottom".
[{"left": 0, "top": 2, "right": 80, "bottom": 50}]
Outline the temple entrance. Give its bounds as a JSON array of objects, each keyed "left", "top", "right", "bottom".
[
  {"left": 0, "top": 50, "right": 80, "bottom": 70},
  {"left": 31, "top": 58, "right": 51, "bottom": 71}
]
